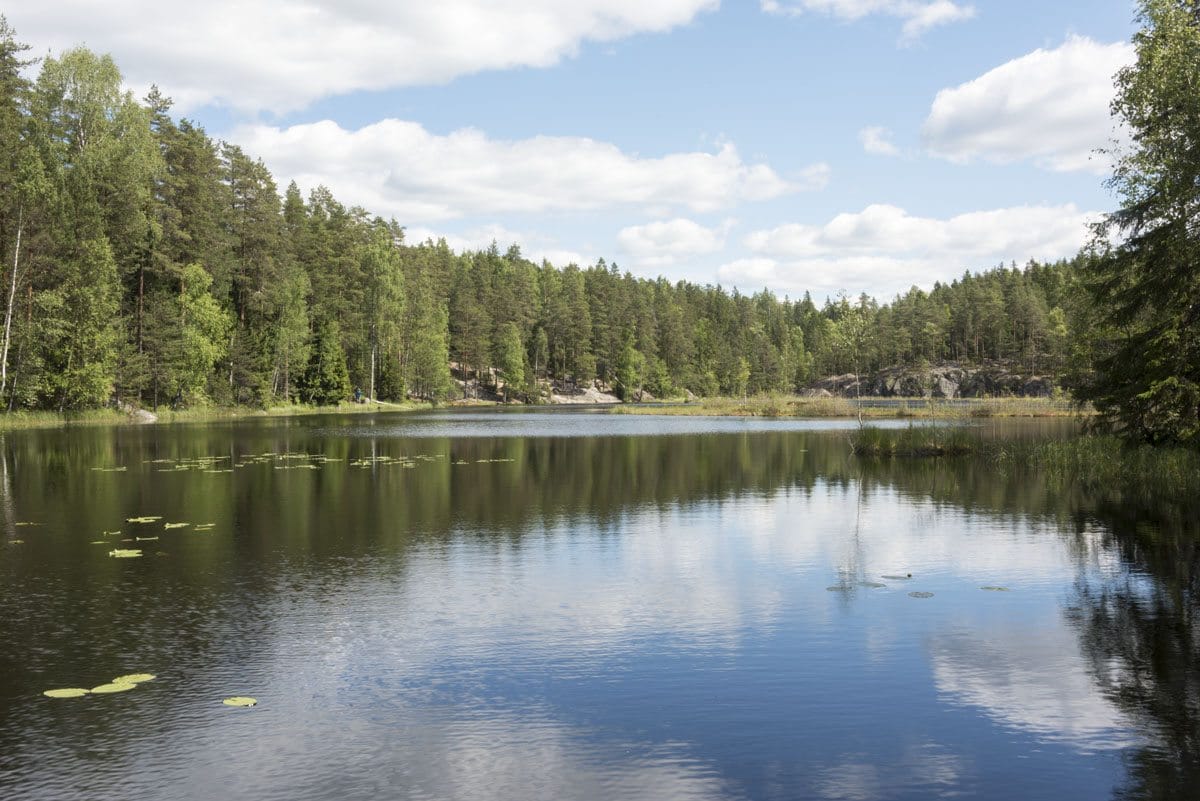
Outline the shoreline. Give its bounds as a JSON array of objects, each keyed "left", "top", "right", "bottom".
[
  {"left": 0, "top": 400, "right": 438, "bottom": 433},
  {"left": 612, "top": 395, "right": 1085, "bottom": 419},
  {"left": 0, "top": 394, "right": 1086, "bottom": 433}
]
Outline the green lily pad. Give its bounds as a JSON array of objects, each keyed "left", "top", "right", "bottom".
[
  {"left": 108, "top": 549, "right": 142, "bottom": 558},
  {"left": 113, "top": 673, "right": 155, "bottom": 684},
  {"left": 980, "top": 586, "right": 1011, "bottom": 592},
  {"left": 126, "top": 516, "right": 162, "bottom": 524},
  {"left": 908, "top": 591, "right": 935, "bottom": 599},
  {"left": 9, "top": 539, "right": 23, "bottom": 544},
  {"left": 135, "top": 536, "right": 159, "bottom": 541},
  {"left": 163, "top": 523, "right": 189, "bottom": 530},
  {"left": 44, "top": 688, "right": 90, "bottom": 698},
  {"left": 223, "top": 696, "right": 257, "bottom": 707},
  {"left": 91, "top": 682, "right": 137, "bottom": 694}
]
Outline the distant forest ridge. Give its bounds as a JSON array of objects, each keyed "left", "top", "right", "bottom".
[{"left": 0, "top": 31, "right": 1092, "bottom": 410}]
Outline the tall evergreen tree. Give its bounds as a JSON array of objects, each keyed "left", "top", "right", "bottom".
[{"left": 1077, "top": 0, "right": 1200, "bottom": 444}]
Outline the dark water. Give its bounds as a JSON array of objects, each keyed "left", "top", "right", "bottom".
[{"left": 0, "top": 411, "right": 1195, "bottom": 801}]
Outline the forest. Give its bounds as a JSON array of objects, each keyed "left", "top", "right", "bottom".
[{"left": 0, "top": 21, "right": 1090, "bottom": 412}]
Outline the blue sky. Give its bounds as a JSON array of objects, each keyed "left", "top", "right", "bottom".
[{"left": 12, "top": 1, "right": 1139, "bottom": 300}]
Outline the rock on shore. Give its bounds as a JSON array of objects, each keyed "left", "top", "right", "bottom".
[{"left": 805, "top": 362, "right": 1057, "bottom": 399}]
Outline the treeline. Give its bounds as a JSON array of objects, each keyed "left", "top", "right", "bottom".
[{"left": 0, "top": 26, "right": 1086, "bottom": 411}]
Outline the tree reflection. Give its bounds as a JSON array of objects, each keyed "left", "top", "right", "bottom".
[{"left": 1069, "top": 513, "right": 1199, "bottom": 801}]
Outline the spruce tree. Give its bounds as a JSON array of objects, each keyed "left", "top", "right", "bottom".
[
  {"left": 1077, "top": 0, "right": 1200, "bottom": 444},
  {"left": 300, "top": 318, "right": 350, "bottom": 406}
]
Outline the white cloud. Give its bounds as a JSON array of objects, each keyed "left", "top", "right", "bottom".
[
  {"left": 762, "top": 0, "right": 975, "bottom": 40},
  {"left": 9, "top": 1, "right": 718, "bottom": 113},
  {"left": 232, "top": 119, "right": 818, "bottom": 223},
  {"left": 406, "top": 224, "right": 590, "bottom": 267},
  {"left": 859, "top": 126, "right": 899, "bottom": 156},
  {"left": 724, "top": 202, "right": 1097, "bottom": 296},
  {"left": 922, "top": 36, "right": 1134, "bottom": 173},
  {"left": 617, "top": 218, "right": 735, "bottom": 265}
]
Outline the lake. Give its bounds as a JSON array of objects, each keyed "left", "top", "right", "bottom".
[{"left": 1, "top": 410, "right": 1194, "bottom": 801}]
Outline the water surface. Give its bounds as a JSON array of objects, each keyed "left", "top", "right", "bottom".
[{"left": 0, "top": 411, "right": 1193, "bottom": 800}]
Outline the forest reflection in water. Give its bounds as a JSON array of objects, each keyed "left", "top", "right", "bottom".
[{"left": 0, "top": 412, "right": 1194, "bottom": 801}]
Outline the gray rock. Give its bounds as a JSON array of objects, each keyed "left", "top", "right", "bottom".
[{"left": 805, "top": 361, "right": 1059, "bottom": 399}]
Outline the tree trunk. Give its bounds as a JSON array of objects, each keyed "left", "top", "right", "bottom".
[
  {"left": 370, "top": 345, "right": 376, "bottom": 402},
  {"left": 1, "top": 205, "right": 23, "bottom": 400}
]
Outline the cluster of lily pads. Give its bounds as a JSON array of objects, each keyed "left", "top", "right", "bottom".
[
  {"left": 149, "top": 456, "right": 234, "bottom": 473},
  {"left": 42, "top": 674, "right": 256, "bottom": 707},
  {"left": 43, "top": 673, "right": 156, "bottom": 698},
  {"left": 90, "top": 450, "right": 523, "bottom": 475},
  {"left": 349, "top": 453, "right": 443, "bottom": 469},
  {"left": 96, "top": 516, "right": 217, "bottom": 558},
  {"left": 825, "top": 573, "right": 1012, "bottom": 597}
]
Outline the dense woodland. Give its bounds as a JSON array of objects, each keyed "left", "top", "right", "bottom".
[{"left": 0, "top": 22, "right": 1092, "bottom": 412}]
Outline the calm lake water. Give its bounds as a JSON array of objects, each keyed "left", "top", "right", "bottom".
[{"left": 1, "top": 410, "right": 1195, "bottom": 801}]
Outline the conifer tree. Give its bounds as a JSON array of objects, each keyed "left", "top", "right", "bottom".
[{"left": 1077, "top": 0, "right": 1200, "bottom": 444}]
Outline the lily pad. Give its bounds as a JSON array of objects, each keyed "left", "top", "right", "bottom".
[
  {"left": 163, "top": 523, "right": 189, "bottom": 530},
  {"left": 980, "top": 586, "right": 1011, "bottom": 592},
  {"left": 9, "top": 539, "right": 23, "bottom": 544},
  {"left": 91, "top": 682, "right": 137, "bottom": 694},
  {"left": 113, "top": 673, "right": 155, "bottom": 684},
  {"left": 881, "top": 574, "right": 913, "bottom": 580},
  {"left": 857, "top": 581, "right": 887, "bottom": 589},
  {"left": 44, "top": 688, "right": 90, "bottom": 698},
  {"left": 126, "top": 516, "right": 162, "bottom": 524},
  {"left": 135, "top": 536, "right": 159, "bottom": 541},
  {"left": 108, "top": 549, "right": 143, "bottom": 558},
  {"left": 222, "top": 696, "right": 257, "bottom": 707},
  {"left": 908, "top": 591, "right": 935, "bottom": 599}
]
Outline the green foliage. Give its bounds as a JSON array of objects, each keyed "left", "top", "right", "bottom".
[
  {"left": 1074, "top": 1, "right": 1200, "bottom": 445},
  {"left": 495, "top": 322, "right": 525, "bottom": 401},
  {"left": 177, "top": 263, "right": 232, "bottom": 401},
  {"left": 360, "top": 223, "right": 405, "bottom": 400},
  {"left": 615, "top": 343, "right": 645, "bottom": 400},
  {"left": 300, "top": 319, "right": 350, "bottom": 406}
]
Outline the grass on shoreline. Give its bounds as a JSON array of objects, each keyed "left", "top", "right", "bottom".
[
  {"left": 615, "top": 394, "right": 1082, "bottom": 419},
  {"left": 0, "top": 400, "right": 433, "bottom": 432},
  {"left": 849, "top": 425, "right": 978, "bottom": 456},
  {"left": 849, "top": 425, "right": 1200, "bottom": 505}
]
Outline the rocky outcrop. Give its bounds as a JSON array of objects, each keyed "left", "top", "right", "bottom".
[
  {"left": 117, "top": 402, "right": 158, "bottom": 424},
  {"left": 549, "top": 384, "right": 621, "bottom": 404},
  {"left": 807, "top": 362, "right": 1058, "bottom": 399}
]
